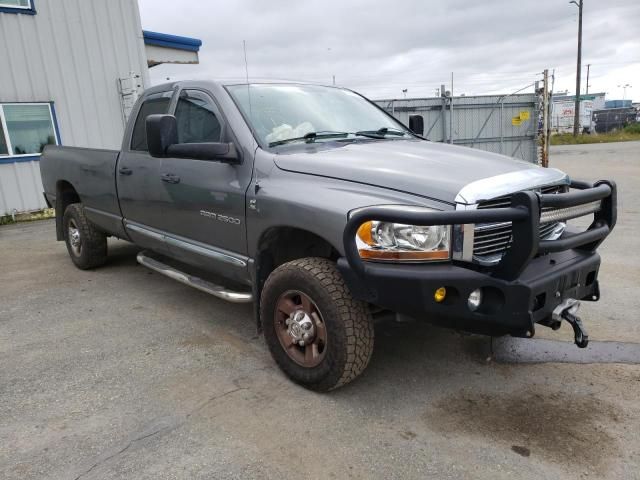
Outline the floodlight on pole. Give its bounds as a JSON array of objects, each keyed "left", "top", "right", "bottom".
[{"left": 617, "top": 84, "right": 632, "bottom": 100}]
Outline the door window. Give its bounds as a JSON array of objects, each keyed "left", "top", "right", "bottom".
[
  {"left": 174, "top": 90, "right": 222, "bottom": 143},
  {"left": 130, "top": 91, "right": 172, "bottom": 151}
]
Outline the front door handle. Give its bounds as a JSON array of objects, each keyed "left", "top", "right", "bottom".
[
  {"left": 118, "top": 167, "right": 132, "bottom": 176},
  {"left": 161, "top": 173, "right": 181, "bottom": 184}
]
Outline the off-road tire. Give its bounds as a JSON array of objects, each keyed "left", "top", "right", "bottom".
[
  {"left": 261, "top": 257, "right": 374, "bottom": 391},
  {"left": 62, "top": 203, "right": 108, "bottom": 270}
]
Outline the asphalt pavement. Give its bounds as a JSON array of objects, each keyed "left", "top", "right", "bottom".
[{"left": 1, "top": 141, "right": 639, "bottom": 479}]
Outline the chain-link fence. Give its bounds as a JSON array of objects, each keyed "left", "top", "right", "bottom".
[
  {"left": 374, "top": 92, "right": 540, "bottom": 164},
  {"left": 592, "top": 107, "right": 637, "bottom": 133}
]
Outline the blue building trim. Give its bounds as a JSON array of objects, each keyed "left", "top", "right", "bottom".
[
  {"left": 0, "top": 0, "right": 36, "bottom": 15},
  {"left": 142, "top": 30, "right": 202, "bottom": 52}
]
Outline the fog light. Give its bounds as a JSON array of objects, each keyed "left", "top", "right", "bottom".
[
  {"left": 434, "top": 287, "right": 447, "bottom": 303},
  {"left": 468, "top": 288, "right": 482, "bottom": 311}
]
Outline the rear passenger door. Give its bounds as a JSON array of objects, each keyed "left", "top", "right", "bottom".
[
  {"left": 117, "top": 90, "right": 173, "bottom": 252},
  {"left": 156, "top": 89, "right": 253, "bottom": 284}
]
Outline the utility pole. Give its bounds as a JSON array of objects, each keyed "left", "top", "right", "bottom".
[
  {"left": 547, "top": 70, "right": 553, "bottom": 163},
  {"left": 550, "top": 69, "right": 556, "bottom": 135},
  {"left": 440, "top": 84, "right": 447, "bottom": 142},
  {"left": 449, "top": 72, "right": 454, "bottom": 144},
  {"left": 541, "top": 69, "right": 550, "bottom": 168},
  {"left": 585, "top": 64, "right": 591, "bottom": 94},
  {"left": 570, "top": 0, "right": 583, "bottom": 137}
]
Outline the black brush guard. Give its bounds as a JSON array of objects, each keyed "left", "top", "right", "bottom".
[{"left": 343, "top": 180, "right": 616, "bottom": 281}]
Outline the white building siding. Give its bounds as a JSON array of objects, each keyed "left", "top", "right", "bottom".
[
  {"left": 0, "top": 161, "right": 44, "bottom": 215},
  {"left": 0, "top": 0, "right": 149, "bottom": 214}
]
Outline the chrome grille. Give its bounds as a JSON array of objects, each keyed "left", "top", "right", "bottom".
[{"left": 473, "top": 185, "right": 566, "bottom": 262}]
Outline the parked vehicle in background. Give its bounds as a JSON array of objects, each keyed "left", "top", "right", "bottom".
[
  {"left": 592, "top": 107, "right": 637, "bottom": 133},
  {"left": 40, "top": 81, "right": 617, "bottom": 391}
]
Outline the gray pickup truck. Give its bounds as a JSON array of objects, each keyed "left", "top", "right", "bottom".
[{"left": 40, "top": 81, "right": 617, "bottom": 391}]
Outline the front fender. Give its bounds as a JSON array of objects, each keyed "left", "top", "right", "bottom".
[{"left": 246, "top": 167, "right": 451, "bottom": 259}]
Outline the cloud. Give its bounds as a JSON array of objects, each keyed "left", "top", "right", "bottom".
[{"left": 139, "top": 0, "right": 640, "bottom": 100}]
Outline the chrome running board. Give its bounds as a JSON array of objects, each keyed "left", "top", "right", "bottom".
[{"left": 136, "top": 251, "right": 253, "bottom": 304}]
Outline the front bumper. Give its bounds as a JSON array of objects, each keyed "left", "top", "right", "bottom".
[
  {"left": 338, "top": 249, "right": 601, "bottom": 337},
  {"left": 340, "top": 179, "right": 616, "bottom": 337}
]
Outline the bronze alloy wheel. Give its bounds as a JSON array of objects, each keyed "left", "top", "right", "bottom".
[
  {"left": 260, "top": 257, "right": 375, "bottom": 390},
  {"left": 274, "top": 290, "right": 327, "bottom": 367}
]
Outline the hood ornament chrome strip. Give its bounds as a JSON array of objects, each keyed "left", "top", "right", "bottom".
[{"left": 455, "top": 168, "right": 570, "bottom": 205}]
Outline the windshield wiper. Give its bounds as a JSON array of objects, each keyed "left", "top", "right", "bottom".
[
  {"left": 354, "top": 127, "right": 408, "bottom": 139},
  {"left": 268, "top": 131, "right": 349, "bottom": 147},
  {"left": 268, "top": 128, "right": 408, "bottom": 147}
]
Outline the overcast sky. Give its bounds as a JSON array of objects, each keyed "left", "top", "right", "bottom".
[{"left": 139, "top": 0, "right": 639, "bottom": 101}]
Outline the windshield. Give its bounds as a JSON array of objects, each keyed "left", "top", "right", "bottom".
[{"left": 226, "top": 84, "right": 413, "bottom": 147}]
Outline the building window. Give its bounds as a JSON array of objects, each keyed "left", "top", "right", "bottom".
[
  {"left": 0, "top": 0, "right": 36, "bottom": 14},
  {"left": 0, "top": 103, "right": 59, "bottom": 158}
]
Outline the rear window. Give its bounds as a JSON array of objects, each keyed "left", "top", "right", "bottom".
[{"left": 130, "top": 92, "right": 172, "bottom": 151}]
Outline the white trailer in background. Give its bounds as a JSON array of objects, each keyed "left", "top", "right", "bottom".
[{"left": 550, "top": 93, "right": 606, "bottom": 134}]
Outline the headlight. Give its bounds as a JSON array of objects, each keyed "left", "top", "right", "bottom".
[{"left": 356, "top": 221, "right": 451, "bottom": 262}]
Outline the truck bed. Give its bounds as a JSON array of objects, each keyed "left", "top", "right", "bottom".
[{"left": 40, "top": 145, "right": 123, "bottom": 237}]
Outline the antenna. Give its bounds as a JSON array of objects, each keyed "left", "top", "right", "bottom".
[
  {"left": 243, "top": 40, "right": 253, "bottom": 118},
  {"left": 243, "top": 40, "right": 250, "bottom": 84}
]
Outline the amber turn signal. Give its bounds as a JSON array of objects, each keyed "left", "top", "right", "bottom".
[
  {"left": 434, "top": 287, "right": 447, "bottom": 303},
  {"left": 356, "top": 221, "right": 374, "bottom": 245}
]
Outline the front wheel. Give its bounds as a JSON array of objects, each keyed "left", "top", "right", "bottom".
[{"left": 260, "top": 257, "right": 374, "bottom": 391}]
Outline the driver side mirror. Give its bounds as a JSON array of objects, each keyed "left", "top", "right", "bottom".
[
  {"left": 145, "top": 114, "right": 240, "bottom": 164},
  {"left": 409, "top": 115, "right": 424, "bottom": 136},
  {"left": 146, "top": 114, "right": 177, "bottom": 157}
]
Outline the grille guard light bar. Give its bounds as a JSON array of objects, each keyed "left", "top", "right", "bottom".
[{"left": 540, "top": 200, "right": 601, "bottom": 224}]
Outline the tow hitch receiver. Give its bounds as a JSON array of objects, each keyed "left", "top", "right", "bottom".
[{"left": 552, "top": 298, "right": 589, "bottom": 348}]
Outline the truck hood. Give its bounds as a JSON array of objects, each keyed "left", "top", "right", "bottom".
[{"left": 273, "top": 139, "right": 566, "bottom": 205}]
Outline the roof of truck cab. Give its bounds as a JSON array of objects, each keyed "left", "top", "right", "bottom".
[
  {"left": 218, "top": 79, "right": 331, "bottom": 86},
  {"left": 144, "top": 79, "right": 340, "bottom": 96}
]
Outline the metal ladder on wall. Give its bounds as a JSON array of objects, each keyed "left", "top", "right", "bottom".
[{"left": 117, "top": 72, "right": 143, "bottom": 125}]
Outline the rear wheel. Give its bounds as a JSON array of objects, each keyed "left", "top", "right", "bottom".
[
  {"left": 62, "top": 203, "right": 108, "bottom": 270},
  {"left": 261, "top": 257, "right": 374, "bottom": 391}
]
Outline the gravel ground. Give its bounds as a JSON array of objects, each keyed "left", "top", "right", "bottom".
[{"left": 0, "top": 141, "right": 639, "bottom": 479}]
